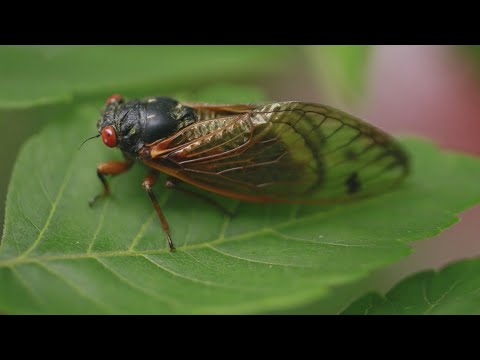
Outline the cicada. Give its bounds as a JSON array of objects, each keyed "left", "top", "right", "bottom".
[{"left": 87, "top": 94, "right": 409, "bottom": 251}]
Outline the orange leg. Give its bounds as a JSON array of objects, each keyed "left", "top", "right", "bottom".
[
  {"left": 143, "top": 173, "right": 175, "bottom": 251},
  {"left": 89, "top": 159, "right": 133, "bottom": 207}
]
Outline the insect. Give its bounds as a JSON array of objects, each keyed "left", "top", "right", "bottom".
[{"left": 87, "top": 94, "right": 409, "bottom": 251}]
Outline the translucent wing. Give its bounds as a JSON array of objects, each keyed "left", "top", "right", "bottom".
[{"left": 140, "top": 102, "right": 409, "bottom": 203}]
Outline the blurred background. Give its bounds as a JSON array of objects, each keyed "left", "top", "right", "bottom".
[{"left": 1, "top": 45, "right": 479, "bottom": 311}]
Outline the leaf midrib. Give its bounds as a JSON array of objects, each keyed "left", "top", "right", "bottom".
[{"left": 0, "top": 206, "right": 380, "bottom": 269}]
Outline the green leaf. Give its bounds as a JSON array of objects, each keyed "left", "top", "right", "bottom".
[
  {"left": 0, "top": 46, "right": 288, "bottom": 110},
  {"left": 304, "top": 45, "right": 370, "bottom": 107},
  {"left": 269, "top": 275, "right": 378, "bottom": 314},
  {"left": 342, "top": 258, "right": 480, "bottom": 314},
  {"left": 1, "top": 97, "right": 480, "bottom": 314}
]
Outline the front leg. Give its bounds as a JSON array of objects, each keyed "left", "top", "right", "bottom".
[
  {"left": 89, "top": 159, "right": 133, "bottom": 207},
  {"left": 142, "top": 173, "right": 175, "bottom": 251}
]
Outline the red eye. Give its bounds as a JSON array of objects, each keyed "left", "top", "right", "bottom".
[
  {"left": 101, "top": 126, "right": 117, "bottom": 147},
  {"left": 105, "top": 94, "right": 124, "bottom": 105}
]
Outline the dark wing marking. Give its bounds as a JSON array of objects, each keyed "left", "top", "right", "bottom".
[{"left": 140, "top": 102, "right": 409, "bottom": 203}]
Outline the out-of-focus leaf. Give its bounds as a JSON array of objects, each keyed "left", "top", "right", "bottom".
[
  {"left": 304, "top": 45, "right": 370, "bottom": 107},
  {"left": 0, "top": 46, "right": 289, "bottom": 109},
  {"left": 343, "top": 258, "right": 480, "bottom": 314}
]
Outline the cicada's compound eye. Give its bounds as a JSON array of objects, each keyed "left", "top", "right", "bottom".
[
  {"left": 101, "top": 125, "right": 117, "bottom": 147},
  {"left": 105, "top": 94, "right": 125, "bottom": 106}
]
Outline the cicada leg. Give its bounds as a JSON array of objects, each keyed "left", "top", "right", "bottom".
[
  {"left": 143, "top": 173, "right": 175, "bottom": 251},
  {"left": 165, "top": 176, "right": 235, "bottom": 217},
  {"left": 89, "top": 159, "right": 133, "bottom": 207}
]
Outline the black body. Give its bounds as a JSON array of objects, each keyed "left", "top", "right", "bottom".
[{"left": 98, "top": 96, "right": 197, "bottom": 156}]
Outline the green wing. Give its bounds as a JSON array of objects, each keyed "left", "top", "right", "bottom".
[{"left": 145, "top": 102, "right": 409, "bottom": 203}]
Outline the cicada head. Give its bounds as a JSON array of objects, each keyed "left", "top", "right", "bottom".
[{"left": 97, "top": 94, "right": 197, "bottom": 156}]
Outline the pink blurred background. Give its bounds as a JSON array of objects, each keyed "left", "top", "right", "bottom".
[
  {"left": 368, "top": 46, "right": 479, "bottom": 284},
  {"left": 271, "top": 45, "right": 480, "bottom": 292}
]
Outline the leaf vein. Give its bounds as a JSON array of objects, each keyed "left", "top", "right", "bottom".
[
  {"left": 18, "top": 161, "right": 76, "bottom": 259},
  {"left": 422, "top": 277, "right": 432, "bottom": 306},
  {"left": 10, "top": 267, "right": 46, "bottom": 310},
  {"left": 128, "top": 211, "right": 156, "bottom": 252},
  {"left": 142, "top": 254, "right": 244, "bottom": 290},
  {"left": 94, "top": 257, "right": 180, "bottom": 309},
  {"left": 39, "top": 179, "right": 53, "bottom": 205},
  {"left": 207, "top": 244, "right": 309, "bottom": 268},
  {"left": 16, "top": 191, "right": 41, "bottom": 233},
  {"left": 270, "top": 229, "right": 374, "bottom": 248},
  {"left": 424, "top": 280, "right": 461, "bottom": 314},
  {"left": 87, "top": 198, "right": 110, "bottom": 253},
  {"left": 34, "top": 261, "right": 112, "bottom": 314}
]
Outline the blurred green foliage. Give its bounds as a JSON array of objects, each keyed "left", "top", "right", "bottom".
[
  {"left": 0, "top": 46, "right": 290, "bottom": 109},
  {"left": 303, "top": 45, "right": 370, "bottom": 108}
]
